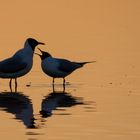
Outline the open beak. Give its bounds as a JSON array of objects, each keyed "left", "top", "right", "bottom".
[{"left": 38, "top": 48, "right": 44, "bottom": 54}]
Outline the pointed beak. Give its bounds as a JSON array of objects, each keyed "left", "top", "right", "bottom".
[
  {"left": 38, "top": 48, "right": 44, "bottom": 54},
  {"left": 38, "top": 42, "right": 45, "bottom": 45}
]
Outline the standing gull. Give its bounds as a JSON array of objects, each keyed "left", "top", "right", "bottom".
[
  {"left": 0, "top": 38, "right": 45, "bottom": 92},
  {"left": 36, "top": 48, "right": 95, "bottom": 88}
]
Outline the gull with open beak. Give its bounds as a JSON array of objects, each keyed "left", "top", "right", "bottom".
[{"left": 36, "top": 48, "right": 95, "bottom": 89}]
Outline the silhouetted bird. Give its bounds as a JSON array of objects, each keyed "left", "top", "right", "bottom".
[
  {"left": 36, "top": 48, "right": 95, "bottom": 85},
  {"left": 0, "top": 38, "right": 45, "bottom": 92}
]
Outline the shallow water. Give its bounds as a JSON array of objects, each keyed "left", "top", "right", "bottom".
[
  {"left": 0, "top": 81, "right": 97, "bottom": 140},
  {"left": 0, "top": 72, "right": 140, "bottom": 140},
  {"left": 0, "top": 0, "right": 140, "bottom": 140}
]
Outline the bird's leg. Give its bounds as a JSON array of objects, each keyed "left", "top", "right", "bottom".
[
  {"left": 63, "top": 78, "right": 66, "bottom": 85},
  {"left": 63, "top": 83, "right": 65, "bottom": 92},
  {"left": 9, "top": 79, "right": 12, "bottom": 92},
  {"left": 52, "top": 83, "right": 55, "bottom": 92},
  {"left": 53, "top": 78, "right": 55, "bottom": 85},
  {"left": 63, "top": 78, "right": 66, "bottom": 92},
  {"left": 52, "top": 78, "right": 55, "bottom": 92},
  {"left": 15, "top": 78, "right": 17, "bottom": 92}
]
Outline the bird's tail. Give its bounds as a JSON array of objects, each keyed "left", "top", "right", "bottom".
[{"left": 76, "top": 61, "right": 96, "bottom": 67}]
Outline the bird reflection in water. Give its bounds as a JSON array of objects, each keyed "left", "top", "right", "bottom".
[
  {"left": 0, "top": 92, "right": 35, "bottom": 128},
  {"left": 40, "top": 90, "right": 84, "bottom": 118}
]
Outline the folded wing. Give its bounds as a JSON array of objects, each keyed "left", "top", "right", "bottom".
[
  {"left": 0, "top": 57, "right": 27, "bottom": 73},
  {"left": 58, "top": 59, "right": 82, "bottom": 73}
]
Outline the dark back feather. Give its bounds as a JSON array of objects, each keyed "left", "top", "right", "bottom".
[
  {"left": 0, "top": 57, "right": 27, "bottom": 73},
  {"left": 58, "top": 59, "right": 81, "bottom": 73}
]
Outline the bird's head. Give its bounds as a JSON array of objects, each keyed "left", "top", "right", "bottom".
[
  {"left": 26, "top": 38, "right": 45, "bottom": 51},
  {"left": 35, "top": 48, "right": 52, "bottom": 60}
]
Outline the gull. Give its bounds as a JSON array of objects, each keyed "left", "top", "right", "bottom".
[
  {"left": 0, "top": 38, "right": 45, "bottom": 92},
  {"left": 36, "top": 48, "right": 95, "bottom": 87}
]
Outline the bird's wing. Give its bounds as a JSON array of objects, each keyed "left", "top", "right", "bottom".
[
  {"left": 0, "top": 57, "right": 27, "bottom": 73},
  {"left": 58, "top": 59, "right": 81, "bottom": 73}
]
